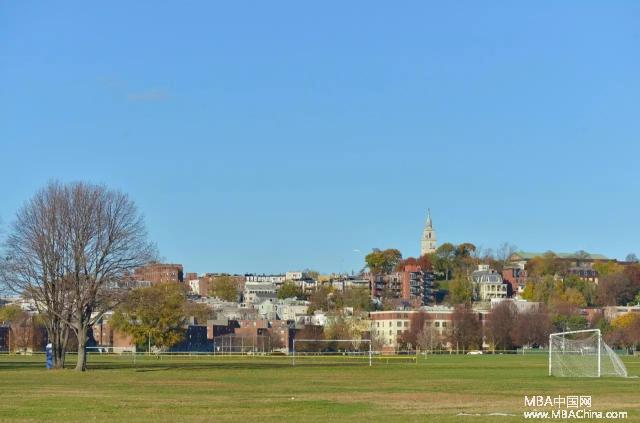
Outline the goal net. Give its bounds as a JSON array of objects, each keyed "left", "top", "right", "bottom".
[
  {"left": 213, "top": 335, "right": 271, "bottom": 355},
  {"left": 549, "top": 329, "right": 627, "bottom": 378},
  {"left": 292, "top": 339, "right": 372, "bottom": 366}
]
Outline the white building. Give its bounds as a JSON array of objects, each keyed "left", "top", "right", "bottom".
[
  {"left": 471, "top": 265, "right": 508, "bottom": 301},
  {"left": 188, "top": 279, "right": 202, "bottom": 295},
  {"left": 490, "top": 298, "right": 542, "bottom": 313},
  {"left": 285, "top": 271, "right": 304, "bottom": 281},
  {"left": 244, "top": 274, "right": 286, "bottom": 284},
  {"left": 243, "top": 282, "right": 277, "bottom": 304},
  {"left": 275, "top": 299, "right": 309, "bottom": 322}
]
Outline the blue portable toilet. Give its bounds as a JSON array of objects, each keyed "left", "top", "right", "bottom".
[{"left": 45, "top": 343, "right": 53, "bottom": 369}]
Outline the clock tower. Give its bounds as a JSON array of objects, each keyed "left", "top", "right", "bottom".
[{"left": 420, "top": 209, "right": 437, "bottom": 256}]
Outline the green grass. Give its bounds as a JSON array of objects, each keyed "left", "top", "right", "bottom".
[{"left": 0, "top": 354, "right": 638, "bottom": 422}]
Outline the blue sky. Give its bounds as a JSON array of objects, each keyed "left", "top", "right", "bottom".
[{"left": 1, "top": 2, "right": 639, "bottom": 274}]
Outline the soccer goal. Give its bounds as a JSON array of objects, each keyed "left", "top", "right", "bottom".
[
  {"left": 292, "top": 339, "right": 372, "bottom": 366},
  {"left": 549, "top": 329, "right": 628, "bottom": 378}
]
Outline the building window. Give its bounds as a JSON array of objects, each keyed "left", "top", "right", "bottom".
[
  {"left": 404, "top": 321, "right": 408, "bottom": 327},
  {"left": 397, "top": 321, "right": 402, "bottom": 327},
  {"left": 435, "top": 321, "right": 440, "bottom": 327},
  {"left": 442, "top": 322, "right": 447, "bottom": 327},
  {"left": 397, "top": 330, "right": 402, "bottom": 335}
]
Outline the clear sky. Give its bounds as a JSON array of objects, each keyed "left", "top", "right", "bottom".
[{"left": 1, "top": 2, "right": 639, "bottom": 275}]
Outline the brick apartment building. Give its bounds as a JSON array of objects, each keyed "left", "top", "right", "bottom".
[
  {"left": 371, "top": 265, "right": 435, "bottom": 306},
  {"left": 92, "top": 315, "right": 136, "bottom": 351},
  {"left": 134, "top": 263, "right": 184, "bottom": 284}
]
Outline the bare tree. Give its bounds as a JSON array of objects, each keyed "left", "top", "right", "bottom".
[
  {"left": 1, "top": 183, "right": 75, "bottom": 368},
  {"left": 416, "top": 324, "right": 443, "bottom": 352},
  {"left": 449, "top": 305, "right": 482, "bottom": 353},
  {"left": 398, "top": 311, "right": 429, "bottom": 350},
  {"left": 486, "top": 301, "right": 517, "bottom": 351},
  {"left": 496, "top": 242, "right": 517, "bottom": 265},
  {"left": 1, "top": 182, "right": 155, "bottom": 371},
  {"left": 511, "top": 306, "right": 553, "bottom": 348}
]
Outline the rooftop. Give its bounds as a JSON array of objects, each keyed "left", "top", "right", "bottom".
[{"left": 510, "top": 251, "right": 611, "bottom": 261}]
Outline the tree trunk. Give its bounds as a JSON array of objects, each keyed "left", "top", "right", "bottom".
[
  {"left": 74, "top": 325, "right": 87, "bottom": 372},
  {"left": 47, "top": 319, "right": 69, "bottom": 369}
]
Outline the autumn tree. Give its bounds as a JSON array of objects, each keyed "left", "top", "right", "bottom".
[
  {"left": 449, "top": 305, "right": 482, "bottom": 353},
  {"left": 307, "top": 286, "right": 335, "bottom": 313},
  {"left": 365, "top": 248, "right": 402, "bottom": 275},
  {"left": 295, "top": 325, "right": 324, "bottom": 352},
  {"left": 596, "top": 272, "right": 635, "bottom": 306},
  {"left": 433, "top": 243, "right": 455, "bottom": 280},
  {"left": 183, "top": 302, "right": 213, "bottom": 325},
  {"left": 549, "top": 300, "right": 588, "bottom": 332},
  {"left": 111, "top": 283, "right": 187, "bottom": 351},
  {"left": 396, "top": 255, "right": 433, "bottom": 272},
  {"left": 449, "top": 276, "right": 473, "bottom": 305},
  {"left": 607, "top": 313, "right": 640, "bottom": 351},
  {"left": 324, "top": 316, "right": 358, "bottom": 351},
  {"left": 0, "top": 304, "right": 23, "bottom": 324},
  {"left": 212, "top": 275, "right": 239, "bottom": 302},
  {"left": 278, "top": 281, "right": 305, "bottom": 300},
  {"left": 338, "top": 287, "right": 372, "bottom": 312},
  {"left": 486, "top": 301, "right": 517, "bottom": 351},
  {"left": 397, "top": 311, "right": 429, "bottom": 350},
  {"left": 511, "top": 306, "right": 553, "bottom": 348},
  {"left": 593, "top": 261, "right": 622, "bottom": 278},
  {"left": 526, "top": 251, "right": 568, "bottom": 278},
  {"left": 521, "top": 275, "right": 555, "bottom": 304}
]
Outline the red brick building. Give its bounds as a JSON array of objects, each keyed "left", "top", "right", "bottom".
[{"left": 134, "top": 263, "right": 184, "bottom": 284}]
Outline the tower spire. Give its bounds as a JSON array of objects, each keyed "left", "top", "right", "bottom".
[{"left": 421, "top": 208, "right": 437, "bottom": 256}]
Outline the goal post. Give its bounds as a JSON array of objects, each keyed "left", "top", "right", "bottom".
[
  {"left": 292, "top": 339, "right": 372, "bottom": 367},
  {"left": 549, "top": 329, "right": 628, "bottom": 378}
]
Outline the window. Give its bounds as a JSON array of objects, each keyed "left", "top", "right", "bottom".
[
  {"left": 404, "top": 321, "right": 409, "bottom": 327},
  {"left": 397, "top": 330, "right": 402, "bottom": 335},
  {"left": 435, "top": 321, "right": 440, "bottom": 327},
  {"left": 442, "top": 322, "right": 447, "bottom": 327},
  {"left": 376, "top": 322, "right": 379, "bottom": 328},
  {"left": 397, "top": 321, "right": 402, "bottom": 327}
]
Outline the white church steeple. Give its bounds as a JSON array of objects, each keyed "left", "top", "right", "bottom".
[{"left": 421, "top": 209, "right": 437, "bottom": 256}]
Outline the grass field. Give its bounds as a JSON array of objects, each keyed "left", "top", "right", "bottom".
[{"left": 0, "top": 354, "right": 638, "bottom": 422}]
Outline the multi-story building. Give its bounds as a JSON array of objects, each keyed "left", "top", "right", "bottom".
[
  {"left": 188, "top": 278, "right": 211, "bottom": 296},
  {"left": 371, "top": 265, "right": 434, "bottom": 306},
  {"left": 133, "top": 263, "right": 184, "bottom": 284},
  {"left": 370, "top": 306, "right": 457, "bottom": 351},
  {"left": 244, "top": 274, "right": 286, "bottom": 285},
  {"left": 331, "top": 275, "right": 370, "bottom": 291},
  {"left": 507, "top": 251, "right": 615, "bottom": 284},
  {"left": 243, "top": 282, "right": 277, "bottom": 304},
  {"left": 471, "top": 265, "right": 508, "bottom": 301},
  {"left": 501, "top": 266, "right": 527, "bottom": 296}
]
